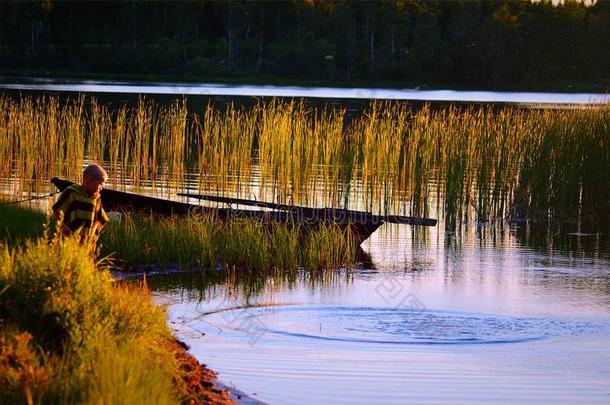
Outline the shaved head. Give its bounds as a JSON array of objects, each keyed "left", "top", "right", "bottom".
[{"left": 83, "top": 164, "right": 108, "bottom": 181}]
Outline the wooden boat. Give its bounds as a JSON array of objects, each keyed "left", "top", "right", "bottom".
[{"left": 51, "top": 177, "right": 437, "bottom": 245}]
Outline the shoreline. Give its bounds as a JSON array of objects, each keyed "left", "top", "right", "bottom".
[
  {"left": 169, "top": 337, "right": 234, "bottom": 404},
  {"left": 135, "top": 270, "right": 263, "bottom": 405},
  {"left": 117, "top": 270, "right": 262, "bottom": 404},
  {"left": 172, "top": 336, "right": 265, "bottom": 405}
]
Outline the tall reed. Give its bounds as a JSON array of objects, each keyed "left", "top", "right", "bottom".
[{"left": 1, "top": 94, "right": 608, "bottom": 227}]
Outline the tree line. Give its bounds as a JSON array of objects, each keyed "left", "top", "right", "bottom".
[{"left": 1, "top": 0, "right": 608, "bottom": 90}]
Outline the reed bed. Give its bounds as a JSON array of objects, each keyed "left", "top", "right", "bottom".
[
  {"left": 1, "top": 94, "right": 608, "bottom": 228},
  {"left": 100, "top": 213, "right": 357, "bottom": 272}
]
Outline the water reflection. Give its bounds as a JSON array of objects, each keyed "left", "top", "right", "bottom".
[
  {"left": 147, "top": 267, "right": 355, "bottom": 305},
  {"left": 153, "top": 222, "right": 610, "bottom": 404},
  {"left": 148, "top": 220, "right": 610, "bottom": 314}
]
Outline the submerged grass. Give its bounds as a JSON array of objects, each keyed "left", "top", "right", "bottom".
[{"left": 1, "top": 94, "right": 609, "bottom": 228}]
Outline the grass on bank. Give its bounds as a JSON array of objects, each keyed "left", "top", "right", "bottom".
[
  {"left": 0, "top": 203, "right": 357, "bottom": 273},
  {"left": 0, "top": 234, "right": 188, "bottom": 404}
]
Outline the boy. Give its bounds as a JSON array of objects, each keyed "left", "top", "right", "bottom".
[{"left": 52, "top": 164, "right": 109, "bottom": 241}]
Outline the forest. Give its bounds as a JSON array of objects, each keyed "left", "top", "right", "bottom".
[{"left": 1, "top": 0, "right": 608, "bottom": 90}]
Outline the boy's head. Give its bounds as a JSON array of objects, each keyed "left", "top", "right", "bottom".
[{"left": 82, "top": 164, "right": 108, "bottom": 197}]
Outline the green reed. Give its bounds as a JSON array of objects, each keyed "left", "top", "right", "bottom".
[
  {"left": 193, "top": 102, "right": 257, "bottom": 195},
  {"left": 100, "top": 213, "right": 357, "bottom": 272},
  {"left": 1, "top": 94, "right": 608, "bottom": 227}
]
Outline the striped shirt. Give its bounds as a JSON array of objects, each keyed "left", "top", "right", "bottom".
[{"left": 52, "top": 184, "right": 109, "bottom": 233}]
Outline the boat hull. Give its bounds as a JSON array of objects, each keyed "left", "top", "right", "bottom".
[{"left": 50, "top": 177, "right": 382, "bottom": 244}]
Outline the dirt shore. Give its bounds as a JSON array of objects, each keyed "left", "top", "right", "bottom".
[{"left": 170, "top": 338, "right": 235, "bottom": 404}]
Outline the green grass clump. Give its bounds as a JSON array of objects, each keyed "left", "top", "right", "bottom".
[
  {"left": 100, "top": 213, "right": 357, "bottom": 272},
  {"left": 0, "top": 204, "right": 47, "bottom": 244},
  {"left": 0, "top": 234, "right": 186, "bottom": 404}
]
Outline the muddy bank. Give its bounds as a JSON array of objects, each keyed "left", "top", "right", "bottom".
[{"left": 170, "top": 338, "right": 234, "bottom": 404}]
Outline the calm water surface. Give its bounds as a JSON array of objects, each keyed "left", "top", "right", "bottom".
[
  {"left": 1, "top": 77, "right": 609, "bottom": 104},
  {"left": 151, "top": 223, "right": 610, "bottom": 404}
]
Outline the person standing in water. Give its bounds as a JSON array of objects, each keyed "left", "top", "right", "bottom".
[{"left": 52, "top": 164, "right": 109, "bottom": 242}]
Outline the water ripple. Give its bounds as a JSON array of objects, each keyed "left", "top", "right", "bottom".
[{"left": 205, "top": 305, "right": 603, "bottom": 345}]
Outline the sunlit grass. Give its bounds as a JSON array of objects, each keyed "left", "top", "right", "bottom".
[{"left": 0, "top": 233, "right": 183, "bottom": 404}]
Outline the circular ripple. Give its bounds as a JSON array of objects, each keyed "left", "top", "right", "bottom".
[{"left": 208, "top": 306, "right": 589, "bottom": 345}]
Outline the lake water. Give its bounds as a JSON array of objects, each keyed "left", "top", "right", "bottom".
[
  {"left": 150, "top": 221, "right": 610, "bottom": 404},
  {"left": 1, "top": 77, "right": 608, "bottom": 105},
  {"left": 3, "top": 81, "right": 610, "bottom": 404}
]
